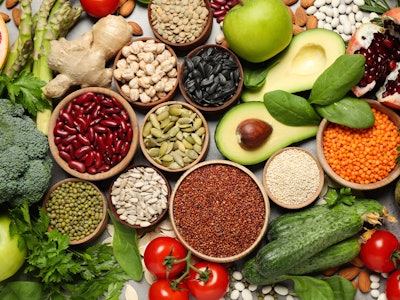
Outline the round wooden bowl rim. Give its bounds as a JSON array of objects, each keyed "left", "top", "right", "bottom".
[
  {"left": 139, "top": 101, "right": 210, "bottom": 173},
  {"left": 169, "top": 159, "right": 270, "bottom": 263},
  {"left": 262, "top": 147, "right": 325, "bottom": 209},
  {"left": 113, "top": 37, "right": 179, "bottom": 110},
  {"left": 42, "top": 178, "right": 109, "bottom": 245},
  {"left": 107, "top": 164, "right": 171, "bottom": 231},
  {"left": 316, "top": 99, "right": 400, "bottom": 190},
  {"left": 147, "top": 0, "right": 213, "bottom": 53},
  {"left": 48, "top": 87, "right": 139, "bottom": 181},
  {"left": 178, "top": 44, "right": 243, "bottom": 114}
]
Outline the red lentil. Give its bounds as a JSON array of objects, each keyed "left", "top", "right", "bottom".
[
  {"left": 322, "top": 108, "right": 400, "bottom": 184},
  {"left": 172, "top": 163, "right": 266, "bottom": 258}
]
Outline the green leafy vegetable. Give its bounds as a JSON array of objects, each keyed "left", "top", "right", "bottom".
[
  {"left": 283, "top": 275, "right": 335, "bottom": 300},
  {"left": 324, "top": 187, "right": 356, "bottom": 207},
  {"left": 264, "top": 90, "right": 321, "bottom": 126},
  {"left": 243, "top": 60, "right": 277, "bottom": 89},
  {"left": 359, "top": 0, "right": 396, "bottom": 14},
  {"left": 109, "top": 210, "right": 143, "bottom": 281},
  {"left": 0, "top": 281, "right": 43, "bottom": 300},
  {"left": 315, "top": 97, "right": 375, "bottom": 128},
  {"left": 324, "top": 275, "right": 357, "bottom": 300}
]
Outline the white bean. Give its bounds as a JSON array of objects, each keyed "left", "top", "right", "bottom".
[
  {"left": 314, "top": 0, "right": 326, "bottom": 8},
  {"left": 261, "top": 285, "right": 273, "bottom": 294},
  {"left": 331, "top": 17, "right": 340, "bottom": 28},
  {"left": 353, "top": 0, "right": 365, "bottom": 5},
  {"left": 241, "top": 289, "right": 253, "bottom": 300},
  {"left": 371, "top": 289, "right": 381, "bottom": 298},
  {"left": 230, "top": 290, "right": 240, "bottom": 300},
  {"left": 355, "top": 11, "right": 364, "bottom": 21},
  {"left": 377, "top": 293, "right": 387, "bottom": 300},
  {"left": 306, "top": 5, "right": 317, "bottom": 14},
  {"left": 371, "top": 281, "right": 380, "bottom": 289},
  {"left": 274, "top": 285, "right": 289, "bottom": 296},
  {"left": 370, "top": 273, "right": 381, "bottom": 282},
  {"left": 234, "top": 281, "right": 245, "bottom": 291},
  {"left": 315, "top": 11, "right": 326, "bottom": 20},
  {"left": 338, "top": 4, "right": 347, "bottom": 13}
]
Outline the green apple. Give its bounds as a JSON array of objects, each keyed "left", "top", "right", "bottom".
[{"left": 223, "top": 0, "right": 293, "bottom": 63}]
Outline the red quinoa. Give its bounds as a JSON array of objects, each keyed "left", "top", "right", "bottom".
[{"left": 172, "top": 163, "right": 266, "bottom": 258}]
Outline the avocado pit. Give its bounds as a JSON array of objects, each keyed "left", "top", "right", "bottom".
[{"left": 236, "top": 118, "right": 272, "bottom": 150}]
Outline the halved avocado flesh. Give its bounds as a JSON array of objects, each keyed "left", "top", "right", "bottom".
[
  {"left": 215, "top": 102, "right": 318, "bottom": 165},
  {"left": 241, "top": 29, "right": 346, "bottom": 102}
]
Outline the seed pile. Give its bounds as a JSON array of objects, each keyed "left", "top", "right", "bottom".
[
  {"left": 46, "top": 181, "right": 104, "bottom": 241},
  {"left": 114, "top": 39, "right": 178, "bottom": 104},
  {"left": 150, "top": 0, "right": 209, "bottom": 44},
  {"left": 142, "top": 103, "right": 207, "bottom": 170},
  {"left": 265, "top": 148, "right": 321, "bottom": 206},
  {"left": 322, "top": 108, "right": 400, "bottom": 184},
  {"left": 182, "top": 46, "right": 241, "bottom": 107},
  {"left": 110, "top": 166, "right": 169, "bottom": 227}
]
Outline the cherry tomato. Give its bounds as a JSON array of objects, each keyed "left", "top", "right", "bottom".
[
  {"left": 186, "top": 261, "right": 229, "bottom": 300},
  {"left": 360, "top": 230, "right": 400, "bottom": 273},
  {"left": 144, "top": 236, "right": 187, "bottom": 279},
  {"left": 148, "top": 279, "right": 190, "bottom": 300},
  {"left": 79, "top": 0, "right": 119, "bottom": 18},
  {"left": 386, "top": 270, "right": 400, "bottom": 300}
]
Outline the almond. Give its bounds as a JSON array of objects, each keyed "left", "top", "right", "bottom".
[
  {"left": 323, "top": 266, "right": 339, "bottom": 277},
  {"left": 338, "top": 266, "right": 361, "bottom": 281},
  {"left": 350, "top": 256, "right": 365, "bottom": 268},
  {"left": 11, "top": 7, "right": 20, "bottom": 27},
  {"left": 352, "top": 279, "right": 359, "bottom": 290},
  {"left": 128, "top": 21, "right": 143, "bottom": 36},
  {"left": 0, "top": 12, "right": 10, "bottom": 23},
  {"left": 306, "top": 15, "right": 318, "bottom": 30},
  {"left": 358, "top": 270, "right": 371, "bottom": 293},
  {"left": 118, "top": 0, "right": 128, "bottom": 7},
  {"left": 292, "top": 24, "right": 304, "bottom": 36},
  {"left": 294, "top": 6, "right": 307, "bottom": 27},
  {"left": 5, "top": 0, "right": 18, "bottom": 9},
  {"left": 119, "top": 0, "right": 135, "bottom": 17},
  {"left": 300, "top": 0, "right": 315, "bottom": 8},
  {"left": 282, "top": 0, "right": 298, "bottom": 6}
]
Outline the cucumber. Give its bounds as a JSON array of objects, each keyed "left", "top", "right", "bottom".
[
  {"left": 242, "top": 257, "right": 284, "bottom": 285},
  {"left": 255, "top": 209, "right": 363, "bottom": 278},
  {"left": 288, "top": 236, "right": 361, "bottom": 275}
]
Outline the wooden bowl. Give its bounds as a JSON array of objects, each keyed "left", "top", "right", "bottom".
[
  {"left": 113, "top": 38, "right": 179, "bottom": 110},
  {"left": 42, "top": 178, "right": 108, "bottom": 245},
  {"left": 147, "top": 0, "right": 213, "bottom": 54},
  {"left": 178, "top": 44, "right": 243, "bottom": 114},
  {"left": 139, "top": 101, "right": 210, "bottom": 173},
  {"left": 316, "top": 99, "right": 400, "bottom": 190},
  {"left": 108, "top": 164, "right": 171, "bottom": 232},
  {"left": 170, "top": 160, "right": 270, "bottom": 263},
  {"left": 263, "top": 147, "right": 325, "bottom": 209},
  {"left": 48, "top": 87, "right": 139, "bottom": 181}
]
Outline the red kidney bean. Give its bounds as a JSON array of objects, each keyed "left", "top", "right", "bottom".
[
  {"left": 83, "top": 101, "right": 96, "bottom": 114},
  {"left": 73, "top": 92, "right": 96, "bottom": 105},
  {"left": 61, "top": 134, "right": 77, "bottom": 146},
  {"left": 87, "top": 166, "right": 97, "bottom": 174},
  {"left": 120, "top": 142, "right": 130, "bottom": 157},
  {"left": 60, "top": 112, "right": 74, "bottom": 127},
  {"left": 94, "top": 124, "right": 108, "bottom": 133},
  {"left": 119, "top": 119, "right": 128, "bottom": 132},
  {"left": 100, "top": 119, "right": 119, "bottom": 127},
  {"left": 104, "top": 107, "right": 121, "bottom": 114},
  {"left": 75, "top": 145, "right": 92, "bottom": 158},
  {"left": 213, "top": 8, "right": 226, "bottom": 17},
  {"left": 111, "top": 96, "right": 123, "bottom": 108},
  {"left": 54, "top": 127, "right": 69, "bottom": 138},
  {"left": 68, "top": 160, "right": 86, "bottom": 173},
  {"left": 57, "top": 143, "right": 66, "bottom": 151},
  {"left": 114, "top": 139, "right": 123, "bottom": 154},
  {"left": 72, "top": 140, "right": 81, "bottom": 150},
  {"left": 92, "top": 104, "right": 102, "bottom": 118},
  {"left": 101, "top": 98, "right": 114, "bottom": 108},
  {"left": 126, "top": 127, "right": 133, "bottom": 142},
  {"left": 95, "top": 135, "right": 106, "bottom": 152},
  {"left": 93, "top": 151, "right": 103, "bottom": 169},
  {"left": 77, "top": 133, "right": 90, "bottom": 146},
  {"left": 106, "top": 132, "right": 115, "bottom": 148},
  {"left": 58, "top": 150, "right": 71, "bottom": 162},
  {"left": 54, "top": 136, "right": 62, "bottom": 145},
  {"left": 120, "top": 109, "right": 129, "bottom": 121},
  {"left": 84, "top": 151, "right": 95, "bottom": 167},
  {"left": 63, "top": 124, "right": 78, "bottom": 135},
  {"left": 75, "top": 117, "right": 89, "bottom": 133},
  {"left": 217, "top": 15, "right": 225, "bottom": 23},
  {"left": 96, "top": 164, "right": 111, "bottom": 173},
  {"left": 214, "top": 0, "right": 226, "bottom": 4},
  {"left": 86, "top": 127, "right": 95, "bottom": 143},
  {"left": 65, "top": 101, "right": 74, "bottom": 114},
  {"left": 210, "top": 2, "right": 220, "bottom": 9}
]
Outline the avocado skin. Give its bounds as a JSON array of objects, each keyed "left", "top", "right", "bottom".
[{"left": 215, "top": 102, "right": 318, "bottom": 165}]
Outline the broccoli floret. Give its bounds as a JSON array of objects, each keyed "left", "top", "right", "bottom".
[{"left": 0, "top": 99, "right": 52, "bottom": 207}]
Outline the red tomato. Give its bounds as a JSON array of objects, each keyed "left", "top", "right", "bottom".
[
  {"left": 186, "top": 261, "right": 229, "bottom": 300},
  {"left": 360, "top": 230, "right": 400, "bottom": 273},
  {"left": 79, "top": 0, "right": 119, "bottom": 18},
  {"left": 148, "top": 279, "right": 190, "bottom": 300},
  {"left": 144, "top": 236, "right": 187, "bottom": 279},
  {"left": 386, "top": 270, "right": 400, "bottom": 300}
]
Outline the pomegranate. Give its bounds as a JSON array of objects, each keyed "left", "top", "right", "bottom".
[{"left": 346, "top": 7, "right": 400, "bottom": 109}]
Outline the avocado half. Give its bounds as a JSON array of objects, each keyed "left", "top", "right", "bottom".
[
  {"left": 241, "top": 29, "right": 346, "bottom": 102},
  {"left": 215, "top": 102, "right": 318, "bottom": 165}
]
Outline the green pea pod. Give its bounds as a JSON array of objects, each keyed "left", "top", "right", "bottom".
[{"left": 108, "top": 210, "right": 143, "bottom": 281}]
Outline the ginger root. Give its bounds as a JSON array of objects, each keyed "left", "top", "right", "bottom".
[{"left": 43, "top": 15, "right": 133, "bottom": 99}]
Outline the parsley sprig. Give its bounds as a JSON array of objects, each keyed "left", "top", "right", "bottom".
[{"left": 324, "top": 187, "right": 357, "bottom": 207}]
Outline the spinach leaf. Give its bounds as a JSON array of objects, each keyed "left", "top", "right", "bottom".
[
  {"left": 0, "top": 281, "right": 43, "bottom": 300},
  {"left": 283, "top": 275, "right": 335, "bottom": 300},
  {"left": 324, "top": 275, "right": 356, "bottom": 300},
  {"left": 264, "top": 90, "right": 321, "bottom": 126},
  {"left": 243, "top": 59, "right": 279, "bottom": 89},
  {"left": 108, "top": 210, "right": 143, "bottom": 281},
  {"left": 315, "top": 97, "right": 375, "bottom": 128},
  {"left": 308, "top": 54, "right": 366, "bottom": 105}
]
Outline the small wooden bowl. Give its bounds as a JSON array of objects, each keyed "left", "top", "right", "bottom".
[
  {"left": 170, "top": 160, "right": 270, "bottom": 263},
  {"left": 178, "top": 44, "right": 243, "bottom": 114},
  {"left": 48, "top": 87, "right": 139, "bottom": 181},
  {"left": 113, "top": 38, "right": 179, "bottom": 110},
  {"left": 147, "top": 0, "right": 213, "bottom": 54},
  {"left": 263, "top": 147, "right": 325, "bottom": 209},
  {"left": 108, "top": 164, "right": 171, "bottom": 232},
  {"left": 316, "top": 99, "right": 400, "bottom": 190},
  {"left": 140, "top": 101, "right": 210, "bottom": 173},
  {"left": 42, "top": 178, "right": 108, "bottom": 245}
]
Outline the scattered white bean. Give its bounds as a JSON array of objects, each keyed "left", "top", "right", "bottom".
[
  {"left": 306, "top": 6, "right": 317, "bottom": 14},
  {"left": 378, "top": 293, "right": 387, "bottom": 300},
  {"left": 382, "top": 272, "right": 389, "bottom": 279},
  {"left": 371, "top": 289, "right": 381, "bottom": 298},
  {"left": 232, "top": 271, "right": 243, "bottom": 281},
  {"left": 286, "top": 295, "right": 295, "bottom": 300},
  {"left": 353, "top": 0, "right": 364, "bottom": 5},
  {"left": 261, "top": 285, "right": 273, "bottom": 294},
  {"left": 230, "top": 289, "right": 240, "bottom": 300},
  {"left": 370, "top": 273, "right": 381, "bottom": 282},
  {"left": 264, "top": 295, "right": 275, "bottom": 300},
  {"left": 241, "top": 289, "right": 253, "bottom": 300},
  {"left": 314, "top": 0, "right": 326, "bottom": 8},
  {"left": 248, "top": 284, "right": 258, "bottom": 292},
  {"left": 371, "top": 281, "right": 380, "bottom": 289},
  {"left": 274, "top": 285, "right": 289, "bottom": 296},
  {"left": 234, "top": 281, "right": 245, "bottom": 291}
]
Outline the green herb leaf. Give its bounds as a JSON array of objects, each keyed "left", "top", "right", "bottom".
[
  {"left": 0, "top": 281, "right": 44, "bottom": 300},
  {"left": 108, "top": 210, "right": 143, "bottom": 281},
  {"left": 263, "top": 90, "right": 321, "bottom": 126},
  {"left": 324, "top": 188, "right": 356, "bottom": 206},
  {"left": 283, "top": 275, "right": 335, "bottom": 300},
  {"left": 308, "top": 54, "right": 366, "bottom": 105},
  {"left": 324, "top": 189, "right": 339, "bottom": 206},
  {"left": 243, "top": 60, "right": 278, "bottom": 89},
  {"left": 315, "top": 97, "right": 375, "bottom": 128},
  {"left": 324, "top": 275, "right": 356, "bottom": 300}
]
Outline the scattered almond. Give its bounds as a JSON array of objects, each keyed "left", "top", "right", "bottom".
[
  {"left": 323, "top": 266, "right": 339, "bottom": 277},
  {"left": 221, "top": 39, "right": 230, "bottom": 49},
  {"left": 300, "top": 0, "right": 315, "bottom": 8},
  {"left": 350, "top": 256, "right": 365, "bottom": 268},
  {"left": 5, "top": 0, "right": 18, "bottom": 9},
  {"left": 118, "top": 0, "right": 128, "bottom": 7},
  {"left": 292, "top": 24, "right": 304, "bottom": 36},
  {"left": 306, "top": 15, "right": 318, "bottom": 29},
  {"left": 128, "top": 21, "right": 143, "bottom": 36},
  {"left": 294, "top": 6, "right": 307, "bottom": 27},
  {"left": 352, "top": 279, "right": 359, "bottom": 290},
  {"left": 282, "top": 0, "right": 298, "bottom": 6},
  {"left": 119, "top": 0, "right": 135, "bottom": 17},
  {"left": 0, "top": 12, "right": 10, "bottom": 23},
  {"left": 358, "top": 270, "right": 371, "bottom": 293},
  {"left": 11, "top": 7, "right": 20, "bottom": 27},
  {"left": 338, "top": 266, "right": 361, "bottom": 281},
  {"left": 287, "top": 6, "right": 295, "bottom": 24}
]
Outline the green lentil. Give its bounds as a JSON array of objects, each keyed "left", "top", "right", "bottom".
[{"left": 46, "top": 181, "right": 104, "bottom": 241}]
